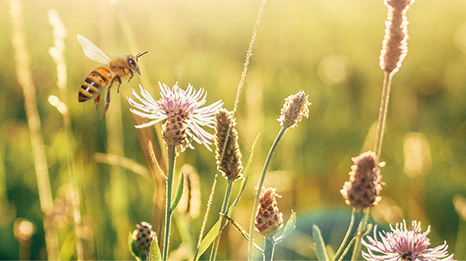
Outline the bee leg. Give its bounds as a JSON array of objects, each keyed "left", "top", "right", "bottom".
[
  {"left": 94, "top": 94, "right": 101, "bottom": 111},
  {"left": 103, "top": 84, "right": 112, "bottom": 120},
  {"left": 116, "top": 75, "right": 122, "bottom": 93},
  {"left": 128, "top": 69, "right": 134, "bottom": 82}
]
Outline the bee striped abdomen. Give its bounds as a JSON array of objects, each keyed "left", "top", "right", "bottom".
[{"left": 78, "top": 67, "right": 111, "bottom": 102}]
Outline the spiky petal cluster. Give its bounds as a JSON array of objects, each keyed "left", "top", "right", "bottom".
[
  {"left": 255, "top": 188, "right": 283, "bottom": 237},
  {"left": 380, "top": 0, "right": 414, "bottom": 74},
  {"left": 277, "top": 91, "right": 311, "bottom": 129},
  {"left": 214, "top": 109, "right": 243, "bottom": 180},
  {"left": 128, "top": 82, "right": 223, "bottom": 150},
  {"left": 132, "top": 222, "right": 155, "bottom": 257},
  {"left": 362, "top": 220, "right": 456, "bottom": 261},
  {"left": 340, "top": 151, "right": 384, "bottom": 210}
]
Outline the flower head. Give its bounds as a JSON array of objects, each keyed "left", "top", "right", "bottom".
[
  {"left": 128, "top": 82, "right": 223, "bottom": 150},
  {"left": 277, "top": 90, "right": 311, "bottom": 129},
  {"left": 131, "top": 222, "right": 155, "bottom": 258},
  {"left": 340, "top": 151, "right": 384, "bottom": 210},
  {"left": 255, "top": 187, "right": 283, "bottom": 237},
  {"left": 362, "top": 220, "right": 456, "bottom": 261},
  {"left": 380, "top": 0, "right": 414, "bottom": 74},
  {"left": 214, "top": 109, "right": 243, "bottom": 180}
]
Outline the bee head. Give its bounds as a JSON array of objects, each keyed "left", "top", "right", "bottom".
[{"left": 127, "top": 51, "right": 148, "bottom": 75}]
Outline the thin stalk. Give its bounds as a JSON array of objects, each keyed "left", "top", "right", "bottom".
[
  {"left": 332, "top": 208, "right": 356, "bottom": 261},
  {"left": 264, "top": 236, "right": 276, "bottom": 261},
  {"left": 209, "top": 179, "right": 234, "bottom": 261},
  {"left": 196, "top": 171, "right": 219, "bottom": 252},
  {"left": 10, "top": 0, "right": 60, "bottom": 259},
  {"left": 350, "top": 208, "right": 370, "bottom": 261},
  {"left": 373, "top": 72, "right": 393, "bottom": 160},
  {"left": 162, "top": 145, "right": 177, "bottom": 261},
  {"left": 248, "top": 126, "right": 288, "bottom": 261}
]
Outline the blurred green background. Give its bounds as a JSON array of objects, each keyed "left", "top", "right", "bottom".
[{"left": 1, "top": 0, "right": 466, "bottom": 259}]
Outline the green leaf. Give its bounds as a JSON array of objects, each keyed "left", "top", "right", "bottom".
[
  {"left": 274, "top": 211, "right": 297, "bottom": 243},
  {"left": 170, "top": 172, "right": 184, "bottom": 213},
  {"left": 193, "top": 133, "right": 260, "bottom": 261},
  {"left": 128, "top": 233, "right": 141, "bottom": 261},
  {"left": 148, "top": 234, "right": 162, "bottom": 261},
  {"left": 312, "top": 224, "right": 329, "bottom": 261}
]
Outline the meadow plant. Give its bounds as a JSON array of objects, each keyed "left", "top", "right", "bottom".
[
  {"left": 6, "top": 0, "right": 462, "bottom": 260},
  {"left": 128, "top": 82, "right": 223, "bottom": 260}
]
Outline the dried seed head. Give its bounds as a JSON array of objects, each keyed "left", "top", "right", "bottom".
[
  {"left": 132, "top": 222, "right": 155, "bottom": 256},
  {"left": 162, "top": 114, "right": 187, "bottom": 146},
  {"left": 380, "top": 0, "right": 414, "bottom": 74},
  {"left": 277, "top": 91, "right": 311, "bottom": 129},
  {"left": 214, "top": 109, "right": 243, "bottom": 180},
  {"left": 255, "top": 188, "right": 284, "bottom": 237},
  {"left": 340, "top": 151, "right": 385, "bottom": 210},
  {"left": 177, "top": 164, "right": 201, "bottom": 219},
  {"left": 14, "top": 219, "right": 36, "bottom": 245}
]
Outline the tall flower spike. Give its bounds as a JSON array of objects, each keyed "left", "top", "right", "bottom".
[
  {"left": 277, "top": 90, "right": 311, "bottom": 129},
  {"left": 128, "top": 82, "right": 223, "bottom": 151},
  {"left": 380, "top": 0, "right": 414, "bottom": 74},
  {"left": 362, "top": 220, "right": 456, "bottom": 261},
  {"left": 214, "top": 109, "right": 243, "bottom": 180},
  {"left": 340, "top": 151, "right": 384, "bottom": 210}
]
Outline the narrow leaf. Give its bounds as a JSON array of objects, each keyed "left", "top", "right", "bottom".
[
  {"left": 128, "top": 233, "right": 141, "bottom": 261},
  {"left": 148, "top": 234, "right": 162, "bottom": 261},
  {"left": 242, "top": 133, "right": 260, "bottom": 179},
  {"left": 312, "top": 224, "right": 329, "bottom": 261},
  {"left": 170, "top": 172, "right": 184, "bottom": 212},
  {"left": 274, "top": 210, "right": 297, "bottom": 243}
]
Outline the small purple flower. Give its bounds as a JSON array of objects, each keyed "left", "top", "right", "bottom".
[
  {"left": 128, "top": 82, "right": 223, "bottom": 151},
  {"left": 362, "top": 220, "right": 455, "bottom": 261}
]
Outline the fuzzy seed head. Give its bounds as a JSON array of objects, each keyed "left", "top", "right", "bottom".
[
  {"left": 278, "top": 91, "right": 311, "bottom": 129},
  {"left": 162, "top": 114, "right": 187, "bottom": 146},
  {"left": 340, "top": 151, "right": 385, "bottom": 210},
  {"left": 214, "top": 109, "right": 243, "bottom": 180},
  {"left": 380, "top": 0, "right": 414, "bottom": 74},
  {"left": 255, "top": 188, "right": 284, "bottom": 237},
  {"left": 132, "top": 222, "right": 155, "bottom": 256}
]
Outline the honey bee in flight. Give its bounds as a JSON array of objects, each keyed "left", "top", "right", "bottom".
[{"left": 77, "top": 34, "right": 148, "bottom": 120}]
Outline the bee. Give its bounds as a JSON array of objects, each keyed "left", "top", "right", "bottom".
[{"left": 77, "top": 34, "right": 148, "bottom": 120}]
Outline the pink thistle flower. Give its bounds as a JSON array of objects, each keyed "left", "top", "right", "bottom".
[
  {"left": 362, "top": 220, "right": 456, "bottom": 261},
  {"left": 128, "top": 82, "right": 223, "bottom": 151}
]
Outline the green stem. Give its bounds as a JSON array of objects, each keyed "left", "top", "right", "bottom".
[
  {"left": 248, "top": 126, "right": 288, "bottom": 261},
  {"left": 209, "top": 179, "right": 234, "bottom": 261},
  {"left": 332, "top": 209, "right": 356, "bottom": 261},
  {"left": 350, "top": 208, "right": 370, "bottom": 261},
  {"left": 374, "top": 71, "right": 393, "bottom": 160},
  {"left": 162, "top": 145, "right": 176, "bottom": 261},
  {"left": 264, "top": 236, "right": 276, "bottom": 261}
]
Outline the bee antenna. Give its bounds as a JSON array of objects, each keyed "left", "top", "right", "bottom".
[{"left": 136, "top": 51, "right": 148, "bottom": 61}]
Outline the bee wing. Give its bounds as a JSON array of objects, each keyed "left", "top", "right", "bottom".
[{"left": 77, "top": 34, "right": 111, "bottom": 64}]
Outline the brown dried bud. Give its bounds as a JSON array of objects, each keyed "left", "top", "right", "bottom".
[
  {"left": 380, "top": 0, "right": 414, "bottom": 74},
  {"left": 132, "top": 222, "right": 155, "bottom": 255},
  {"left": 277, "top": 91, "right": 311, "bottom": 129},
  {"left": 214, "top": 109, "right": 243, "bottom": 180},
  {"left": 340, "top": 151, "right": 384, "bottom": 210},
  {"left": 162, "top": 114, "right": 186, "bottom": 146},
  {"left": 255, "top": 188, "right": 284, "bottom": 237}
]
